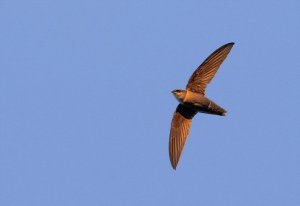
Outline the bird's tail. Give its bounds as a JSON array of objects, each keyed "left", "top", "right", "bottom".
[{"left": 207, "top": 100, "right": 227, "bottom": 116}]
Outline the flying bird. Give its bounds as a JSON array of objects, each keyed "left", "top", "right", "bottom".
[{"left": 169, "top": 42, "right": 234, "bottom": 170}]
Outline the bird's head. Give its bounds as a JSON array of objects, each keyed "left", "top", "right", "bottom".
[{"left": 171, "top": 89, "right": 186, "bottom": 103}]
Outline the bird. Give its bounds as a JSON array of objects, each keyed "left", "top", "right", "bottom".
[{"left": 169, "top": 42, "right": 234, "bottom": 170}]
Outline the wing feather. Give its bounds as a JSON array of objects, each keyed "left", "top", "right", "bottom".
[
  {"left": 169, "top": 104, "right": 197, "bottom": 170},
  {"left": 186, "top": 42, "right": 234, "bottom": 94}
]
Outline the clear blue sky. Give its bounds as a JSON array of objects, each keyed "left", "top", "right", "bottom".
[{"left": 1, "top": 1, "right": 299, "bottom": 205}]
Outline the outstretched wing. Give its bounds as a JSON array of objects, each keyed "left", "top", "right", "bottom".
[
  {"left": 169, "top": 104, "right": 197, "bottom": 170},
  {"left": 186, "top": 42, "right": 234, "bottom": 95}
]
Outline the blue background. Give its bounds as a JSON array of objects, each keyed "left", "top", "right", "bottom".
[{"left": 1, "top": 1, "right": 299, "bottom": 205}]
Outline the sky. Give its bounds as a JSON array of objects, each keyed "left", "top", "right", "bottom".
[{"left": 1, "top": 1, "right": 300, "bottom": 205}]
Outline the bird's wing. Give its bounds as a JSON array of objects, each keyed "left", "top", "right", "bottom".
[
  {"left": 169, "top": 104, "right": 197, "bottom": 170},
  {"left": 186, "top": 42, "right": 234, "bottom": 95}
]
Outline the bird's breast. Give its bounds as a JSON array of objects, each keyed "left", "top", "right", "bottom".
[{"left": 184, "top": 90, "right": 206, "bottom": 105}]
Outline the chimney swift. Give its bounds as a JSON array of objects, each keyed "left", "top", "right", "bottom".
[{"left": 169, "top": 42, "right": 234, "bottom": 170}]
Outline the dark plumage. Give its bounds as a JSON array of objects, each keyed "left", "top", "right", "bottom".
[{"left": 169, "top": 42, "right": 234, "bottom": 170}]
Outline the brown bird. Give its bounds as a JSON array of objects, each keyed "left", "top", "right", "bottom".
[{"left": 169, "top": 42, "right": 234, "bottom": 170}]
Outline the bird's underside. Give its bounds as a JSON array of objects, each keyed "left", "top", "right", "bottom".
[
  {"left": 169, "top": 42, "right": 234, "bottom": 170},
  {"left": 183, "top": 92, "right": 227, "bottom": 116}
]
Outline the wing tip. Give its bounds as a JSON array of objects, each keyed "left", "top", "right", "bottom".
[
  {"left": 171, "top": 162, "right": 177, "bottom": 170},
  {"left": 225, "top": 42, "right": 235, "bottom": 47},
  {"left": 169, "top": 152, "right": 179, "bottom": 170},
  {"left": 169, "top": 154, "right": 178, "bottom": 170}
]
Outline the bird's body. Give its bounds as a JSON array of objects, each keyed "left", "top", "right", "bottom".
[
  {"left": 169, "top": 42, "right": 234, "bottom": 170},
  {"left": 173, "top": 90, "right": 226, "bottom": 116}
]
